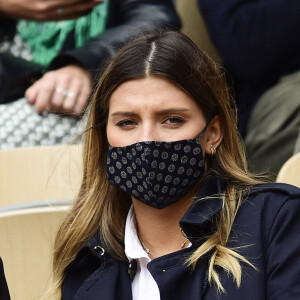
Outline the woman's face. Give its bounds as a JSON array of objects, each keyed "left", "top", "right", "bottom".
[{"left": 107, "top": 76, "right": 209, "bottom": 151}]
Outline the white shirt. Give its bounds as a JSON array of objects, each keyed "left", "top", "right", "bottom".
[{"left": 124, "top": 206, "right": 160, "bottom": 300}]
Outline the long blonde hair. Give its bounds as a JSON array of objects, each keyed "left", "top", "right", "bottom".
[{"left": 50, "top": 31, "right": 263, "bottom": 297}]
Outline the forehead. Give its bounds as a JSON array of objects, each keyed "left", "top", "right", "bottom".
[{"left": 108, "top": 76, "right": 201, "bottom": 113}]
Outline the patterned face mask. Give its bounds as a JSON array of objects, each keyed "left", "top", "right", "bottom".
[{"left": 106, "top": 128, "right": 207, "bottom": 209}]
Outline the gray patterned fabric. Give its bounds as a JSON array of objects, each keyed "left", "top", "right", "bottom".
[
  {"left": 0, "top": 98, "right": 86, "bottom": 149},
  {"left": 0, "top": 34, "right": 32, "bottom": 60}
]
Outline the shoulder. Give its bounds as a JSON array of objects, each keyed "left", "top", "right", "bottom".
[
  {"left": 242, "top": 182, "right": 300, "bottom": 210},
  {"left": 62, "top": 235, "right": 126, "bottom": 299},
  {"left": 62, "top": 235, "right": 106, "bottom": 298},
  {"left": 234, "top": 183, "right": 300, "bottom": 242},
  {"left": 249, "top": 182, "right": 300, "bottom": 197},
  {"left": 240, "top": 183, "right": 300, "bottom": 299}
]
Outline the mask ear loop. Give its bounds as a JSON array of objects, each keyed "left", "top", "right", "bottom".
[{"left": 194, "top": 122, "right": 209, "bottom": 140}]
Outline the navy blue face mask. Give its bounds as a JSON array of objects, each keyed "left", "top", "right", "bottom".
[{"left": 106, "top": 126, "right": 207, "bottom": 209}]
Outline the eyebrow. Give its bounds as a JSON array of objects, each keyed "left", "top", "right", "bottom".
[
  {"left": 110, "top": 111, "right": 136, "bottom": 117},
  {"left": 110, "top": 108, "right": 191, "bottom": 117}
]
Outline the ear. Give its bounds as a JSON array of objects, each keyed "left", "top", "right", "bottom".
[{"left": 204, "top": 115, "right": 223, "bottom": 156}]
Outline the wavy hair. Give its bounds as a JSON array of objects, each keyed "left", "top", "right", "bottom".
[{"left": 48, "top": 31, "right": 263, "bottom": 297}]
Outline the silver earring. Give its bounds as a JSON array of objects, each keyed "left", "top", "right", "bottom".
[{"left": 209, "top": 144, "right": 216, "bottom": 156}]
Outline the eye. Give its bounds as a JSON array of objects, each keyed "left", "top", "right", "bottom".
[
  {"left": 116, "top": 119, "right": 137, "bottom": 127},
  {"left": 163, "top": 116, "right": 185, "bottom": 125}
]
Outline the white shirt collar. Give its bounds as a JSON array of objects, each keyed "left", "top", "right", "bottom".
[{"left": 124, "top": 205, "right": 150, "bottom": 262}]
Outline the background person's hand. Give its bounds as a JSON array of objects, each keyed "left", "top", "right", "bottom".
[
  {"left": 0, "top": 0, "right": 102, "bottom": 21},
  {"left": 25, "top": 64, "right": 92, "bottom": 116}
]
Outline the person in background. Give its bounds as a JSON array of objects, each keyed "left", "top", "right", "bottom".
[
  {"left": 198, "top": 0, "right": 300, "bottom": 177},
  {"left": 0, "top": 258, "right": 10, "bottom": 300},
  {"left": 48, "top": 31, "right": 300, "bottom": 299},
  {"left": 0, "top": 0, "right": 180, "bottom": 116}
]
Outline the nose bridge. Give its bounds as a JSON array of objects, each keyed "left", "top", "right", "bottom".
[{"left": 139, "top": 121, "right": 157, "bottom": 142}]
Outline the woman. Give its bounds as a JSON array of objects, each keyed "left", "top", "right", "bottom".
[{"left": 50, "top": 31, "right": 300, "bottom": 299}]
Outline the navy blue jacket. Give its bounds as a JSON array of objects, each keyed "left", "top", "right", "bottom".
[
  {"left": 62, "top": 177, "right": 300, "bottom": 299},
  {"left": 198, "top": 0, "right": 300, "bottom": 136}
]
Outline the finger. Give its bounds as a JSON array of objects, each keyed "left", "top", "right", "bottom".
[
  {"left": 74, "top": 84, "right": 91, "bottom": 116},
  {"left": 25, "top": 84, "right": 39, "bottom": 105},
  {"left": 61, "top": 80, "right": 81, "bottom": 113},
  {"left": 49, "top": 1, "right": 101, "bottom": 21},
  {"left": 51, "top": 82, "right": 71, "bottom": 113},
  {"left": 45, "top": 0, "right": 102, "bottom": 8},
  {"left": 34, "top": 81, "right": 56, "bottom": 114}
]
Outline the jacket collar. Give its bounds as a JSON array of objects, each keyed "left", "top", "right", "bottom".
[
  {"left": 85, "top": 174, "right": 224, "bottom": 256},
  {"left": 179, "top": 174, "right": 224, "bottom": 244},
  {"left": 80, "top": 233, "right": 112, "bottom": 262}
]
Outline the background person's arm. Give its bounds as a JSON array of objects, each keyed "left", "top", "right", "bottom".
[
  {"left": 0, "top": 0, "right": 101, "bottom": 21},
  {"left": 50, "top": 0, "right": 181, "bottom": 77}
]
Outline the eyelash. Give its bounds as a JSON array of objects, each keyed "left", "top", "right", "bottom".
[
  {"left": 163, "top": 116, "right": 185, "bottom": 125},
  {"left": 115, "top": 119, "right": 136, "bottom": 127},
  {"left": 115, "top": 116, "right": 185, "bottom": 128}
]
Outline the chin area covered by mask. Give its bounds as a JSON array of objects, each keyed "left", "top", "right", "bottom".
[{"left": 106, "top": 128, "right": 207, "bottom": 209}]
